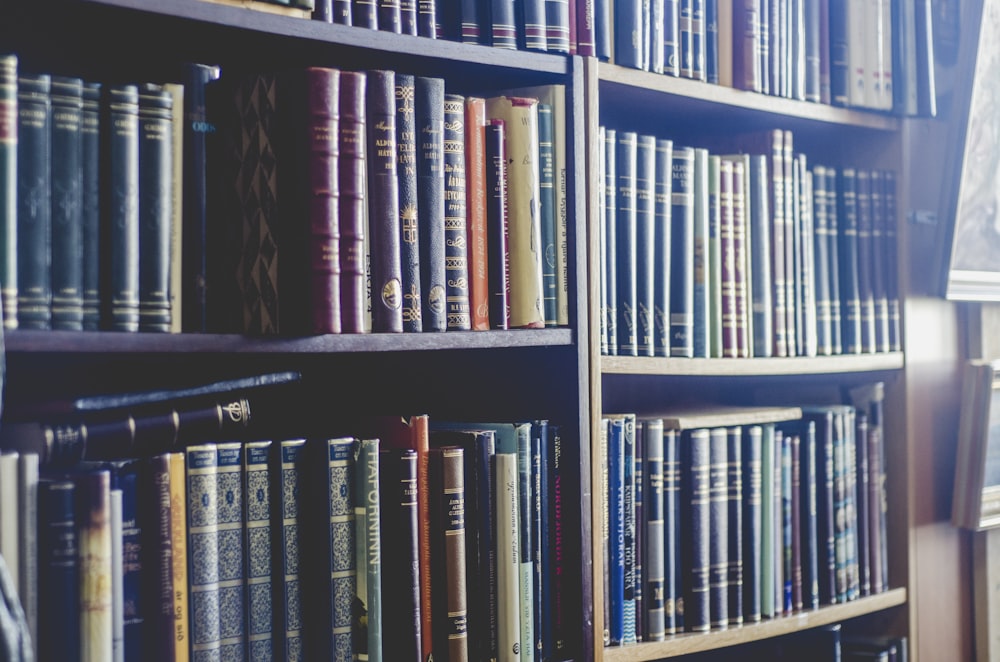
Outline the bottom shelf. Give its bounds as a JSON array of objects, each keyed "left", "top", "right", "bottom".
[{"left": 601, "top": 588, "right": 907, "bottom": 661}]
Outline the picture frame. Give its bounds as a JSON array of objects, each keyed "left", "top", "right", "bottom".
[
  {"left": 952, "top": 359, "right": 1000, "bottom": 530},
  {"left": 939, "top": 0, "right": 1000, "bottom": 300}
]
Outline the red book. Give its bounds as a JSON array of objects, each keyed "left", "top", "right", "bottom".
[
  {"left": 465, "top": 98, "right": 490, "bottom": 330},
  {"left": 339, "top": 72, "right": 367, "bottom": 333}
]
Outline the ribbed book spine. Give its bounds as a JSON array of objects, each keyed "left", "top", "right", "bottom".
[
  {"left": 50, "top": 76, "right": 84, "bottom": 330},
  {"left": 670, "top": 146, "right": 695, "bottom": 357},
  {"left": 339, "top": 71, "right": 367, "bottom": 334},
  {"left": 366, "top": 70, "right": 403, "bottom": 333},
  {"left": 653, "top": 139, "right": 672, "bottom": 357},
  {"left": 635, "top": 135, "right": 655, "bottom": 356},
  {"left": 81, "top": 81, "right": 101, "bottom": 330},
  {"left": 187, "top": 446, "right": 220, "bottom": 660},
  {"left": 538, "top": 102, "right": 558, "bottom": 327},
  {"left": 104, "top": 84, "right": 140, "bottom": 332},
  {"left": 731, "top": 158, "right": 749, "bottom": 358},
  {"left": 465, "top": 97, "right": 489, "bottom": 330},
  {"left": 16, "top": 74, "right": 51, "bottom": 330},
  {"left": 443, "top": 94, "right": 471, "bottom": 330},
  {"left": 38, "top": 478, "right": 79, "bottom": 660},
  {"left": 111, "top": 483, "right": 124, "bottom": 662},
  {"left": 137, "top": 84, "right": 174, "bottom": 332},
  {"left": 747, "top": 154, "right": 772, "bottom": 357},
  {"left": 615, "top": 131, "right": 638, "bottom": 356},
  {"left": 485, "top": 120, "right": 508, "bottom": 328},
  {"left": 708, "top": 428, "right": 729, "bottom": 629},
  {"left": 395, "top": 74, "right": 422, "bottom": 332},
  {"left": 495, "top": 451, "right": 521, "bottom": 661},
  {"left": 244, "top": 441, "right": 273, "bottom": 660},
  {"left": 684, "top": 429, "right": 711, "bottom": 632},
  {"left": 416, "top": 77, "right": 447, "bottom": 332},
  {"left": 727, "top": 427, "right": 743, "bottom": 626},
  {"left": 0, "top": 55, "right": 15, "bottom": 330},
  {"left": 80, "top": 469, "right": 113, "bottom": 662},
  {"left": 355, "top": 439, "right": 382, "bottom": 661},
  {"left": 643, "top": 419, "right": 666, "bottom": 641},
  {"left": 491, "top": 0, "right": 518, "bottom": 47},
  {"left": 546, "top": 0, "right": 571, "bottom": 51}
]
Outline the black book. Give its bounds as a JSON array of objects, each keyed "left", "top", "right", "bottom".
[
  {"left": 708, "top": 427, "right": 728, "bottom": 629},
  {"left": 485, "top": 120, "right": 508, "bottom": 329},
  {"left": 892, "top": 0, "right": 919, "bottom": 116},
  {"left": 804, "top": 408, "right": 837, "bottom": 605},
  {"left": 741, "top": 425, "right": 763, "bottom": 623},
  {"left": 395, "top": 74, "right": 423, "bottom": 332},
  {"left": 415, "top": 76, "right": 446, "bottom": 332},
  {"left": 177, "top": 64, "right": 220, "bottom": 334},
  {"left": 401, "top": 0, "right": 418, "bottom": 33},
  {"left": 641, "top": 419, "right": 666, "bottom": 641},
  {"left": 683, "top": 428, "right": 710, "bottom": 632},
  {"left": 670, "top": 146, "right": 695, "bottom": 357},
  {"left": 442, "top": 93, "right": 471, "bottom": 330},
  {"left": 379, "top": 448, "right": 423, "bottom": 662},
  {"left": 434, "top": 0, "right": 460, "bottom": 39},
  {"left": 37, "top": 477, "right": 80, "bottom": 660},
  {"left": 137, "top": 84, "right": 174, "bottom": 333},
  {"left": 80, "top": 82, "right": 101, "bottom": 331},
  {"left": 490, "top": 0, "right": 518, "bottom": 48},
  {"left": 615, "top": 131, "right": 638, "bottom": 356},
  {"left": 0, "top": 55, "right": 15, "bottom": 330},
  {"left": 603, "top": 128, "right": 617, "bottom": 353},
  {"left": 837, "top": 168, "right": 861, "bottom": 354},
  {"left": 653, "top": 139, "right": 672, "bottom": 357},
  {"left": 17, "top": 73, "right": 52, "bottom": 330},
  {"left": 49, "top": 76, "right": 84, "bottom": 331},
  {"left": 635, "top": 134, "right": 655, "bottom": 356}
]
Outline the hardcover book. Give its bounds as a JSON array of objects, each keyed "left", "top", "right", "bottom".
[
  {"left": 17, "top": 73, "right": 52, "bottom": 330},
  {"left": 186, "top": 446, "right": 221, "bottom": 660},
  {"left": 495, "top": 451, "right": 521, "bottom": 661},
  {"left": 355, "top": 438, "right": 382, "bottom": 662},
  {"left": 37, "top": 477, "right": 79, "bottom": 661},
  {"left": 81, "top": 81, "right": 102, "bottom": 330},
  {"left": 215, "top": 443, "right": 246, "bottom": 660},
  {"left": 670, "top": 146, "right": 695, "bottom": 357},
  {"left": 464, "top": 97, "right": 489, "bottom": 330},
  {"left": 429, "top": 446, "right": 470, "bottom": 662},
  {"left": 635, "top": 135, "right": 656, "bottom": 356},
  {"left": 416, "top": 76, "right": 447, "bottom": 332},
  {"left": 80, "top": 468, "right": 114, "bottom": 661},
  {"left": 485, "top": 120, "right": 509, "bottom": 329},
  {"left": 339, "top": 71, "right": 368, "bottom": 334},
  {"left": 49, "top": 76, "right": 84, "bottom": 331},
  {"left": 396, "top": 74, "right": 423, "bottom": 332},
  {"left": 243, "top": 441, "right": 273, "bottom": 660},
  {"left": 653, "top": 138, "right": 672, "bottom": 357},
  {"left": 603, "top": 128, "right": 617, "bottom": 353},
  {"left": 0, "top": 55, "right": 15, "bottom": 330},
  {"left": 615, "top": 131, "right": 638, "bottom": 356},
  {"left": 442, "top": 93, "right": 472, "bottom": 330},
  {"left": 275, "top": 439, "right": 306, "bottom": 660},
  {"left": 537, "top": 102, "right": 558, "bottom": 327}
]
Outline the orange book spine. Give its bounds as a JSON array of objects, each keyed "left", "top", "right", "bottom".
[{"left": 465, "top": 97, "right": 490, "bottom": 330}]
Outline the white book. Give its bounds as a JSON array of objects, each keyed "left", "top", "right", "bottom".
[
  {"left": 847, "top": 0, "right": 867, "bottom": 107},
  {"left": 864, "top": 0, "right": 883, "bottom": 109},
  {"left": 0, "top": 452, "right": 19, "bottom": 596},
  {"left": 880, "top": 0, "right": 893, "bottom": 110},
  {"left": 495, "top": 452, "right": 521, "bottom": 662}
]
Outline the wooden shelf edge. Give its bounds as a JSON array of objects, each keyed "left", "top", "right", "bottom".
[
  {"left": 4, "top": 327, "right": 575, "bottom": 354},
  {"left": 596, "top": 62, "right": 900, "bottom": 131},
  {"left": 601, "top": 352, "right": 905, "bottom": 377},
  {"left": 602, "top": 588, "right": 908, "bottom": 661}
]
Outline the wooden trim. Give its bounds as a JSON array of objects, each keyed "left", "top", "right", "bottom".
[{"left": 601, "top": 352, "right": 905, "bottom": 376}]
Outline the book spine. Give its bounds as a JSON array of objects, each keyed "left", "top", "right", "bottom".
[
  {"left": 244, "top": 441, "right": 273, "bottom": 660},
  {"left": 731, "top": 159, "right": 750, "bottom": 358},
  {"left": 680, "top": 0, "right": 694, "bottom": 76},
  {"left": 742, "top": 426, "right": 763, "bottom": 623},
  {"left": 766, "top": 130, "right": 787, "bottom": 356},
  {"left": 533, "top": 423, "right": 548, "bottom": 657},
  {"left": 882, "top": 170, "right": 900, "bottom": 351},
  {"left": 516, "top": 426, "right": 537, "bottom": 661},
  {"left": 780, "top": 431, "right": 792, "bottom": 613},
  {"left": 603, "top": 128, "right": 617, "bottom": 353},
  {"left": 0, "top": 55, "right": 15, "bottom": 330},
  {"left": 478, "top": 432, "right": 499, "bottom": 661},
  {"left": 443, "top": 94, "right": 472, "bottom": 330},
  {"left": 366, "top": 70, "right": 403, "bottom": 333},
  {"left": 708, "top": 428, "right": 729, "bottom": 629},
  {"left": 16, "top": 74, "right": 51, "bottom": 330},
  {"left": 436, "top": 447, "right": 470, "bottom": 661},
  {"left": 663, "top": 0, "right": 680, "bottom": 75},
  {"left": 409, "top": 417, "right": 434, "bottom": 662},
  {"left": 577, "top": 0, "right": 596, "bottom": 55},
  {"left": 400, "top": 0, "right": 417, "bottom": 33},
  {"left": 355, "top": 439, "right": 383, "bottom": 661},
  {"left": 491, "top": 0, "right": 518, "bottom": 48},
  {"left": 186, "top": 446, "right": 220, "bottom": 659},
  {"left": 663, "top": 429, "right": 681, "bottom": 635},
  {"left": 692, "top": 148, "right": 710, "bottom": 358},
  {"left": 727, "top": 427, "right": 743, "bottom": 626},
  {"left": 734, "top": 0, "right": 763, "bottom": 91},
  {"left": 620, "top": 416, "right": 637, "bottom": 644},
  {"left": 538, "top": 102, "right": 558, "bottom": 327},
  {"left": 869, "top": 170, "right": 889, "bottom": 352},
  {"left": 634, "top": 423, "right": 644, "bottom": 643},
  {"left": 137, "top": 84, "right": 174, "bottom": 332},
  {"left": 395, "top": 74, "right": 423, "bottom": 332},
  {"left": 355, "top": 0, "right": 377, "bottom": 25},
  {"left": 380, "top": 449, "right": 422, "bottom": 661},
  {"left": 80, "top": 469, "right": 114, "bottom": 662},
  {"left": 163, "top": 82, "right": 183, "bottom": 335},
  {"left": 276, "top": 440, "right": 305, "bottom": 659},
  {"left": 616, "top": 0, "right": 643, "bottom": 68},
  {"left": 807, "top": 411, "right": 836, "bottom": 605},
  {"left": 615, "top": 131, "right": 637, "bottom": 356},
  {"left": 830, "top": 0, "right": 849, "bottom": 105},
  {"left": 16, "top": 453, "right": 37, "bottom": 656},
  {"left": 167, "top": 453, "right": 190, "bottom": 661},
  {"left": 495, "top": 452, "right": 521, "bottom": 661},
  {"left": 607, "top": 418, "right": 625, "bottom": 644},
  {"left": 111, "top": 486, "right": 124, "bottom": 662},
  {"left": 781, "top": 130, "right": 796, "bottom": 356},
  {"left": 465, "top": 98, "right": 489, "bottom": 330},
  {"left": 416, "top": 76, "right": 447, "bottom": 332},
  {"left": 600, "top": 419, "right": 611, "bottom": 646},
  {"left": 643, "top": 419, "right": 666, "bottom": 641},
  {"left": 546, "top": 0, "right": 571, "bottom": 51},
  {"left": 719, "top": 158, "right": 737, "bottom": 357},
  {"left": 635, "top": 135, "right": 655, "bottom": 356},
  {"left": 855, "top": 169, "right": 876, "bottom": 353},
  {"left": 338, "top": 71, "right": 367, "bottom": 334},
  {"left": 522, "top": 0, "right": 548, "bottom": 49},
  {"left": 748, "top": 154, "right": 773, "bottom": 357},
  {"left": 707, "top": 155, "right": 721, "bottom": 358},
  {"left": 760, "top": 423, "right": 775, "bottom": 618},
  {"left": 706, "top": 0, "right": 718, "bottom": 82},
  {"left": 460, "top": 0, "right": 483, "bottom": 42},
  {"left": 653, "top": 139, "right": 672, "bottom": 357},
  {"left": 801, "top": 421, "right": 820, "bottom": 609},
  {"left": 418, "top": 0, "right": 437, "bottom": 37},
  {"left": 38, "top": 478, "right": 80, "bottom": 661},
  {"left": 0, "top": 453, "right": 18, "bottom": 625},
  {"left": 595, "top": 0, "right": 612, "bottom": 58},
  {"left": 549, "top": 426, "right": 566, "bottom": 657},
  {"left": 670, "top": 146, "right": 695, "bottom": 357},
  {"left": 758, "top": 0, "right": 770, "bottom": 94},
  {"left": 116, "top": 463, "right": 142, "bottom": 660},
  {"left": 692, "top": 0, "right": 706, "bottom": 80},
  {"left": 379, "top": 0, "right": 402, "bottom": 30},
  {"left": 838, "top": 168, "right": 861, "bottom": 354},
  {"left": 790, "top": 433, "right": 803, "bottom": 611},
  {"left": 684, "top": 429, "right": 711, "bottom": 632},
  {"left": 825, "top": 168, "right": 843, "bottom": 354},
  {"left": 103, "top": 84, "right": 140, "bottom": 332},
  {"left": 812, "top": 165, "right": 832, "bottom": 355},
  {"left": 50, "top": 76, "right": 84, "bottom": 331},
  {"left": 485, "top": 120, "right": 509, "bottom": 329},
  {"left": 146, "top": 455, "right": 176, "bottom": 662}
]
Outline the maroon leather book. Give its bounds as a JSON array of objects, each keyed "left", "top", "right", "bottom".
[
  {"left": 339, "top": 71, "right": 367, "bottom": 334},
  {"left": 366, "top": 70, "right": 403, "bottom": 333}
]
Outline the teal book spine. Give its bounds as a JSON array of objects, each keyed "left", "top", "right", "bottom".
[
  {"left": 0, "top": 55, "right": 15, "bottom": 330},
  {"left": 244, "top": 441, "right": 273, "bottom": 661},
  {"left": 16, "top": 73, "right": 51, "bottom": 330},
  {"left": 81, "top": 82, "right": 101, "bottom": 331},
  {"left": 216, "top": 443, "right": 246, "bottom": 660},
  {"left": 103, "top": 84, "right": 140, "bottom": 332},
  {"left": 187, "top": 445, "right": 221, "bottom": 659},
  {"left": 137, "top": 84, "right": 174, "bottom": 332},
  {"left": 49, "top": 76, "right": 84, "bottom": 331},
  {"left": 759, "top": 423, "right": 775, "bottom": 618},
  {"left": 538, "top": 102, "right": 557, "bottom": 327},
  {"left": 355, "top": 438, "right": 382, "bottom": 662}
]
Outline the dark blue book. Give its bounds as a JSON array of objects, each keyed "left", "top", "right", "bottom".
[
  {"left": 354, "top": 0, "right": 377, "bottom": 26},
  {"left": 395, "top": 74, "right": 423, "bottom": 332},
  {"left": 460, "top": 0, "right": 484, "bottom": 42},
  {"left": 883, "top": 171, "right": 900, "bottom": 351},
  {"left": 418, "top": 0, "right": 437, "bottom": 36},
  {"left": 635, "top": 135, "right": 656, "bottom": 356},
  {"left": 520, "top": 0, "right": 547, "bottom": 49},
  {"left": 633, "top": 421, "right": 644, "bottom": 642},
  {"left": 800, "top": 419, "right": 819, "bottom": 610},
  {"left": 538, "top": 102, "right": 558, "bottom": 327},
  {"left": 692, "top": 148, "right": 710, "bottom": 358},
  {"left": 803, "top": 408, "right": 837, "bottom": 605},
  {"left": 642, "top": 419, "right": 666, "bottom": 641},
  {"left": 705, "top": 0, "right": 719, "bottom": 83},
  {"left": 618, "top": 413, "right": 638, "bottom": 643},
  {"left": 664, "top": 428, "right": 681, "bottom": 634},
  {"left": 825, "top": 167, "right": 843, "bottom": 355},
  {"left": 615, "top": 0, "right": 643, "bottom": 68},
  {"left": 855, "top": 412, "right": 872, "bottom": 597},
  {"left": 727, "top": 427, "right": 743, "bottom": 626},
  {"left": 244, "top": 441, "right": 274, "bottom": 660},
  {"left": 490, "top": 0, "right": 518, "bottom": 48},
  {"left": 379, "top": 0, "right": 403, "bottom": 31},
  {"left": 49, "top": 76, "right": 84, "bottom": 331},
  {"left": 615, "top": 131, "right": 638, "bottom": 356},
  {"left": 215, "top": 443, "right": 246, "bottom": 661},
  {"left": 594, "top": 0, "right": 612, "bottom": 59},
  {"left": 664, "top": 0, "right": 680, "bottom": 76},
  {"left": 442, "top": 94, "right": 471, "bottom": 330},
  {"left": 670, "top": 146, "right": 695, "bottom": 357},
  {"left": 869, "top": 170, "right": 890, "bottom": 353},
  {"left": 78, "top": 81, "right": 102, "bottom": 329},
  {"left": 37, "top": 478, "right": 80, "bottom": 661},
  {"left": 114, "top": 461, "right": 144, "bottom": 660},
  {"left": 607, "top": 416, "right": 626, "bottom": 644},
  {"left": 829, "top": 0, "right": 849, "bottom": 105},
  {"left": 604, "top": 128, "right": 618, "bottom": 354},
  {"left": 682, "top": 429, "right": 711, "bottom": 632},
  {"left": 545, "top": 0, "right": 570, "bottom": 51},
  {"left": 804, "top": 0, "right": 820, "bottom": 102},
  {"left": 837, "top": 168, "right": 861, "bottom": 354},
  {"left": 691, "top": 0, "right": 706, "bottom": 80},
  {"left": 855, "top": 169, "right": 876, "bottom": 353},
  {"left": 741, "top": 425, "right": 763, "bottom": 623},
  {"left": 680, "top": 0, "right": 694, "bottom": 77},
  {"left": 415, "top": 76, "right": 446, "bottom": 332},
  {"left": 186, "top": 445, "right": 221, "bottom": 659},
  {"left": 708, "top": 427, "right": 728, "bottom": 629},
  {"left": 274, "top": 439, "right": 307, "bottom": 660},
  {"left": 653, "top": 139, "right": 673, "bottom": 357}
]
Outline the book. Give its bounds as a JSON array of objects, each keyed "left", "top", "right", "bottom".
[
  {"left": 79, "top": 468, "right": 114, "bottom": 662},
  {"left": 355, "top": 438, "right": 383, "bottom": 662},
  {"left": 274, "top": 439, "right": 306, "bottom": 660},
  {"left": 748, "top": 154, "right": 772, "bottom": 357},
  {"left": 869, "top": 170, "right": 890, "bottom": 352},
  {"left": 742, "top": 425, "right": 763, "bottom": 623},
  {"left": 494, "top": 451, "right": 521, "bottom": 661},
  {"left": 0, "top": 453, "right": 17, "bottom": 608},
  {"left": 615, "top": 131, "right": 638, "bottom": 356},
  {"left": 485, "top": 119, "right": 509, "bottom": 329},
  {"left": 615, "top": 0, "right": 643, "bottom": 69},
  {"left": 838, "top": 168, "right": 861, "bottom": 354},
  {"left": 799, "top": 419, "right": 819, "bottom": 610},
  {"left": 37, "top": 477, "right": 80, "bottom": 661},
  {"left": 17, "top": 452, "right": 38, "bottom": 655},
  {"left": 80, "top": 81, "right": 101, "bottom": 331},
  {"left": 186, "top": 446, "right": 220, "bottom": 659},
  {"left": 706, "top": 154, "right": 721, "bottom": 357},
  {"left": 683, "top": 428, "right": 711, "bottom": 632},
  {"left": 727, "top": 426, "right": 743, "bottom": 626},
  {"left": 670, "top": 146, "right": 695, "bottom": 357},
  {"left": 692, "top": 148, "right": 710, "bottom": 358},
  {"left": 442, "top": 93, "right": 472, "bottom": 330},
  {"left": 0, "top": 55, "right": 15, "bottom": 330},
  {"left": 537, "top": 102, "right": 558, "bottom": 327},
  {"left": 521, "top": 0, "right": 548, "bottom": 50},
  {"left": 730, "top": 157, "right": 750, "bottom": 358},
  {"left": 485, "top": 96, "right": 544, "bottom": 329},
  {"left": 618, "top": 414, "right": 637, "bottom": 644},
  {"left": 708, "top": 427, "right": 728, "bottom": 629},
  {"left": 429, "top": 446, "right": 470, "bottom": 662},
  {"left": 606, "top": 417, "right": 625, "bottom": 644},
  {"left": 379, "top": 0, "right": 402, "bottom": 30},
  {"left": 243, "top": 441, "right": 273, "bottom": 660},
  {"left": 355, "top": 0, "right": 377, "bottom": 25},
  {"left": 162, "top": 81, "right": 183, "bottom": 335},
  {"left": 545, "top": 0, "right": 571, "bottom": 51},
  {"left": 144, "top": 453, "right": 184, "bottom": 662},
  {"left": 635, "top": 135, "right": 655, "bottom": 356},
  {"left": 642, "top": 418, "right": 666, "bottom": 641},
  {"left": 17, "top": 73, "right": 52, "bottom": 330},
  {"left": 491, "top": 0, "right": 518, "bottom": 48},
  {"left": 137, "top": 84, "right": 174, "bottom": 333},
  {"left": 50, "top": 76, "right": 84, "bottom": 331},
  {"left": 111, "top": 482, "right": 124, "bottom": 662},
  {"left": 339, "top": 71, "right": 367, "bottom": 334},
  {"left": 603, "top": 127, "right": 617, "bottom": 353},
  {"left": 464, "top": 97, "right": 489, "bottom": 330},
  {"left": 664, "top": 428, "right": 681, "bottom": 635},
  {"left": 719, "top": 157, "right": 737, "bottom": 357},
  {"left": 633, "top": 419, "right": 644, "bottom": 643},
  {"left": 855, "top": 169, "right": 875, "bottom": 353},
  {"left": 418, "top": 0, "right": 437, "bottom": 36},
  {"left": 112, "top": 461, "right": 142, "bottom": 660},
  {"left": 367, "top": 70, "right": 403, "bottom": 333},
  {"left": 416, "top": 76, "right": 447, "bottom": 332},
  {"left": 395, "top": 74, "right": 422, "bottom": 332},
  {"left": 653, "top": 138, "right": 672, "bottom": 357}
]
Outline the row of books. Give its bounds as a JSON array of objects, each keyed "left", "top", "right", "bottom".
[
  {"left": 600, "top": 385, "right": 889, "bottom": 644},
  {"left": 0, "top": 54, "right": 570, "bottom": 335},
  {"left": 0, "top": 413, "right": 573, "bottom": 661},
  {"left": 605, "top": 0, "right": 937, "bottom": 115},
  {"left": 599, "top": 126, "right": 900, "bottom": 359}
]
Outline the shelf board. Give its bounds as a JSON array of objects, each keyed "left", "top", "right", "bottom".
[
  {"left": 601, "top": 352, "right": 904, "bottom": 377},
  {"left": 4, "top": 327, "right": 574, "bottom": 354},
  {"left": 603, "top": 588, "right": 908, "bottom": 661},
  {"left": 597, "top": 63, "right": 900, "bottom": 131}
]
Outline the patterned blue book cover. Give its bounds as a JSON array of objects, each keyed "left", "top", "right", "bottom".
[
  {"left": 618, "top": 414, "right": 637, "bottom": 643},
  {"left": 244, "top": 440, "right": 273, "bottom": 661},
  {"left": 354, "top": 438, "right": 382, "bottom": 662},
  {"left": 278, "top": 439, "right": 306, "bottom": 661},
  {"left": 187, "top": 444, "right": 221, "bottom": 661},
  {"left": 327, "top": 437, "right": 356, "bottom": 661},
  {"left": 216, "top": 442, "right": 246, "bottom": 660}
]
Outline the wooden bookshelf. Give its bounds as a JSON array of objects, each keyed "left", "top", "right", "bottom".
[{"left": 601, "top": 352, "right": 905, "bottom": 377}]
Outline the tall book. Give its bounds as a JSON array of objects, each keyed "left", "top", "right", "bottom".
[
  {"left": 17, "top": 74, "right": 51, "bottom": 330},
  {"left": 670, "top": 146, "right": 695, "bottom": 357},
  {"left": 606, "top": 417, "right": 625, "bottom": 644},
  {"left": 244, "top": 441, "right": 273, "bottom": 660},
  {"left": 800, "top": 420, "right": 820, "bottom": 610},
  {"left": 429, "top": 446, "right": 470, "bottom": 662},
  {"left": 0, "top": 55, "right": 15, "bottom": 330},
  {"left": 854, "top": 169, "right": 876, "bottom": 353},
  {"left": 379, "top": 0, "right": 402, "bottom": 30},
  {"left": 464, "top": 97, "right": 489, "bottom": 330},
  {"left": 692, "top": 148, "right": 710, "bottom": 358},
  {"left": 653, "top": 139, "right": 672, "bottom": 357},
  {"left": 339, "top": 71, "right": 367, "bottom": 334},
  {"left": 137, "top": 84, "right": 174, "bottom": 333},
  {"left": 869, "top": 169, "right": 889, "bottom": 352},
  {"left": 664, "top": 0, "right": 681, "bottom": 76},
  {"left": 214, "top": 443, "right": 245, "bottom": 660},
  {"left": 546, "top": 0, "right": 571, "bottom": 51},
  {"left": 537, "top": 101, "right": 558, "bottom": 327},
  {"left": 485, "top": 120, "right": 509, "bottom": 328},
  {"left": 163, "top": 82, "right": 183, "bottom": 335},
  {"left": 719, "top": 157, "right": 737, "bottom": 357},
  {"left": 683, "top": 428, "right": 711, "bottom": 632},
  {"left": 515, "top": 424, "right": 537, "bottom": 660},
  {"left": 395, "top": 74, "right": 422, "bottom": 331},
  {"left": 838, "top": 168, "right": 862, "bottom": 354},
  {"left": 760, "top": 423, "right": 776, "bottom": 618},
  {"left": 748, "top": 154, "right": 772, "bottom": 357},
  {"left": 355, "top": 439, "right": 383, "bottom": 661},
  {"left": 707, "top": 154, "right": 721, "bottom": 357},
  {"left": 275, "top": 439, "right": 306, "bottom": 660},
  {"left": 603, "top": 128, "right": 617, "bottom": 353},
  {"left": 17, "top": 453, "right": 38, "bottom": 656},
  {"left": 144, "top": 454, "right": 182, "bottom": 662},
  {"left": 727, "top": 427, "right": 743, "bottom": 626},
  {"left": 367, "top": 70, "right": 403, "bottom": 333},
  {"left": 186, "top": 446, "right": 220, "bottom": 660},
  {"left": 416, "top": 76, "right": 447, "bottom": 332},
  {"left": 113, "top": 461, "right": 142, "bottom": 661},
  {"left": 615, "top": 0, "right": 643, "bottom": 68},
  {"left": 617, "top": 414, "right": 637, "bottom": 644},
  {"left": 442, "top": 93, "right": 472, "bottom": 330},
  {"left": 730, "top": 157, "right": 750, "bottom": 358},
  {"left": 37, "top": 478, "right": 79, "bottom": 661},
  {"left": 635, "top": 134, "right": 655, "bottom": 356},
  {"left": 80, "top": 468, "right": 114, "bottom": 662},
  {"left": 485, "top": 96, "right": 545, "bottom": 328},
  {"left": 614, "top": 131, "right": 638, "bottom": 356},
  {"left": 742, "top": 425, "right": 763, "bottom": 623},
  {"left": 50, "top": 76, "right": 84, "bottom": 331},
  {"left": 708, "top": 427, "right": 729, "bottom": 629},
  {"left": 664, "top": 428, "right": 682, "bottom": 635},
  {"left": 111, "top": 484, "right": 124, "bottom": 662},
  {"left": 495, "top": 451, "right": 521, "bottom": 661},
  {"left": 169, "top": 453, "right": 190, "bottom": 660},
  {"left": 379, "top": 448, "right": 422, "bottom": 661},
  {"left": 80, "top": 81, "right": 101, "bottom": 330},
  {"left": 642, "top": 419, "right": 666, "bottom": 641},
  {"left": 103, "top": 84, "right": 140, "bottom": 332}
]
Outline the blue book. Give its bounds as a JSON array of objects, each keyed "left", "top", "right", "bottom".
[
  {"left": 635, "top": 135, "right": 656, "bottom": 356},
  {"left": 533, "top": 421, "right": 549, "bottom": 659},
  {"left": 37, "top": 478, "right": 79, "bottom": 661},
  {"left": 216, "top": 443, "right": 246, "bottom": 661},
  {"left": 641, "top": 419, "right": 666, "bottom": 641},
  {"left": 799, "top": 420, "right": 819, "bottom": 611},
  {"left": 664, "top": 429, "right": 681, "bottom": 635},
  {"left": 683, "top": 429, "right": 711, "bottom": 632},
  {"left": 653, "top": 139, "right": 673, "bottom": 357},
  {"left": 705, "top": 0, "right": 718, "bottom": 83},
  {"left": 187, "top": 445, "right": 221, "bottom": 660},
  {"left": 355, "top": 439, "right": 383, "bottom": 661},
  {"left": 633, "top": 422, "right": 644, "bottom": 642},
  {"left": 708, "top": 428, "right": 729, "bottom": 629},
  {"left": 618, "top": 414, "right": 638, "bottom": 643},
  {"left": 607, "top": 417, "right": 626, "bottom": 644},
  {"left": 670, "top": 146, "right": 695, "bottom": 357},
  {"left": 244, "top": 441, "right": 274, "bottom": 661},
  {"left": 664, "top": 0, "right": 680, "bottom": 76},
  {"left": 276, "top": 439, "right": 307, "bottom": 660},
  {"left": 692, "top": 148, "right": 710, "bottom": 358},
  {"left": 615, "top": 131, "right": 638, "bottom": 356},
  {"left": 727, "top": 427, "right": 743, "bottom": 626},
  {"left": 615, "top": 0, "right": 643, "bottom": 68}
]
